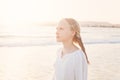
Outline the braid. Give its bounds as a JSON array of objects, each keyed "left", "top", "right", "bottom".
[
  {"left": 65, "top": 18, "right": 90, "bottom": 64},
  {"left": 75, "top": 35, "right": 90, "bottom": 64}
]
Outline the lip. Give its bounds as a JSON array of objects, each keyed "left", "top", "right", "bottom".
[{"left": 56, "top": 36, "right": 59, "bottom": 38}]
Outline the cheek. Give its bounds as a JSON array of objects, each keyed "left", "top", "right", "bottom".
[{"left": 61, "top": 31, "right": 73, "bottom": 39}]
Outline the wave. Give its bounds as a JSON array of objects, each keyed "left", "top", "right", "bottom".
[{"left": 0, "top": 40, "right": 120, "bottom": 47}]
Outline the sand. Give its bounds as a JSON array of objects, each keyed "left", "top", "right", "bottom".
[{"left": 0, "top": 43, "right": 120, "bottom": 80}]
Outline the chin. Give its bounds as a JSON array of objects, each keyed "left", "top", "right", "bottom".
[
  {"left": 56, "top": 39, "right": 62, "bottom": 42},
  {"left": 56, "top": 40, "right": 61, "bottom": 42}
]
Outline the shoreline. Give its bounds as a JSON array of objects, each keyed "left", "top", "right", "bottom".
[
  {"left": 1, "top": 20, "right": 120, "bottom": 28},
  {"left": 0, "top": 44, "right": 120, "bottom": 80}
]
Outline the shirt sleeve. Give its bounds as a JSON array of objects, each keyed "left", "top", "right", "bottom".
[
  {"left": 74, "top": 52, "right": 88, "bottom": 80},
  {"left": 52, "top": 73, "right": 55, "bottom": 80},
  {"left": 52, "top": 48, "right": 62, "bottom": 80}
]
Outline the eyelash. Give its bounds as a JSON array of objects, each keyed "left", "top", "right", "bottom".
[
  {"left": 56, "top": 27, "right": 63, "bottom": 30},
  {"left": 60, "top": 27, "right": 63, "bottom": 30}
]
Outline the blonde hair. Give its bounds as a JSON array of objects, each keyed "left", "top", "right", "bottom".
[{"left": 64, "top": 18, "right": 90, "bottom": 64}]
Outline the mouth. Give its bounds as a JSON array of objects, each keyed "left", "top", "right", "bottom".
[{"left": 56, "top": 36, "right": 59, "bottom": 38}]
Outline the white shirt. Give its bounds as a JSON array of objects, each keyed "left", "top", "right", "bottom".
[{"left": 53, "top": 48, "right": 88, "bottom": 80}]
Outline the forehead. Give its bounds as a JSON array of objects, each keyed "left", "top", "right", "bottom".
[{"left": 57, "top": 19, "right": 70, "bottom": 28}]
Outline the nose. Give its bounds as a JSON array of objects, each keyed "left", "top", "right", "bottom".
[
  {"left": 56, "top": 29, "right": 59, "bottom": 36},
  {"left": 56, "top": 30, "right": 58, "bottom": 35}
]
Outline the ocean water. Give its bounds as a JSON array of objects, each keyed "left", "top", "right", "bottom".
[
  {"left": 0, "top": 26, "right": 120, "bottom": 46},
  {"left": 0, "top": 26, "right": 120, "bottom": 80}
]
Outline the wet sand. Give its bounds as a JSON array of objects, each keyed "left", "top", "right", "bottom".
[{"left": 0, "top": 43, "right": 120, "bottom": 80}]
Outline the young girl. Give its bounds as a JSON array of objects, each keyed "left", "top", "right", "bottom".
[{"left": 53, "top": 18, "right": 89, "bottom": 80}]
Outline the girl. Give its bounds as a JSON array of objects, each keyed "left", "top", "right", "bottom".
[{"left": 53, "top": 18, "right": 89, "bottom": 80}]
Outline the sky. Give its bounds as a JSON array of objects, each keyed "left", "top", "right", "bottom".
[{"left": 0, "top": 0, "right": 120, "bottom": 25}]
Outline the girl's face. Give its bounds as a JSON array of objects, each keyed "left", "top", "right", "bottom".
[{"left": 56, "top": 20, "right": 75, "bottom": 42}]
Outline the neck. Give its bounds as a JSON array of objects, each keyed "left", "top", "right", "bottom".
[
  {"left": 62, "top": 40, "right": 77, "bottom": 54},
  {"left": 63, "top": 42, "right": 73, "bottom": 49}
]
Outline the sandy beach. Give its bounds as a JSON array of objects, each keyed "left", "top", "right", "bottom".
[
  {"left": 0, "top": 44, "right": 120, "bottom": 80},
  {"left": 0, "top": 26, "right": 120, "bottom": 80},
  {"left": 1, "top": 0, "right": 120, "bottom": 79}
]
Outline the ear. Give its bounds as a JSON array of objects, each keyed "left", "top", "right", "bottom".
[{"left": 72, "top": 31, "right": 76, "bottom": 37}]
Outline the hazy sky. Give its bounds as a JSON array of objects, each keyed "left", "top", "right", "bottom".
[{"left": 0, "top": 0, "right": 120, "bottom": 24}]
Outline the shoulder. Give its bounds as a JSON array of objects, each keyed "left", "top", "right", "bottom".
[
  {"left": 74, "top": 50, "right": 84, "bottom": 57},
  {"left": 74, "top": 50, "right": 87, "bottom": 62}
]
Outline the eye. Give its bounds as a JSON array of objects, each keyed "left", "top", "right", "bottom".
[
  {"left": 56, "top": 26, "right": 64, "bottom": 30},
  {"left": 59, "top": 27, "right": 63, "bottom": 30}
]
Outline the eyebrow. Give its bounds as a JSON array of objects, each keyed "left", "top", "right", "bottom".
[{"left": 56, "top": 26, "right": 61, "bottom": 28}]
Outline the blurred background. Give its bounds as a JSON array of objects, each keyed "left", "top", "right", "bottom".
[{"left": 0, "top": 0, "right": 120, "bottom": 80}]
